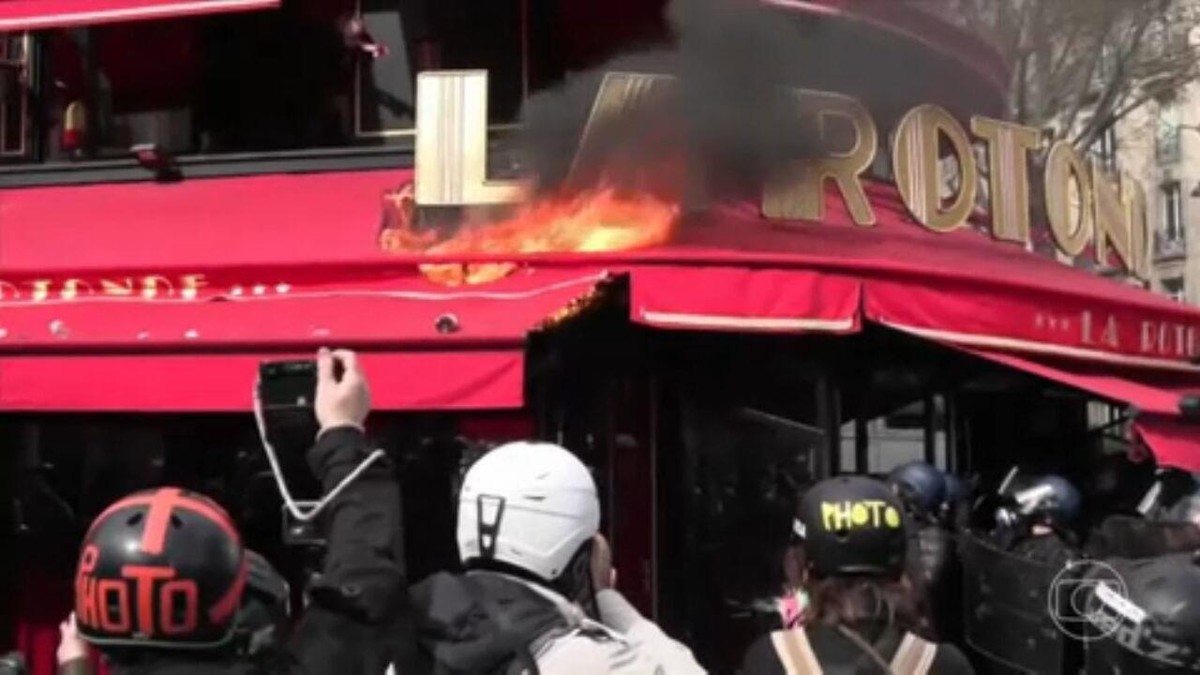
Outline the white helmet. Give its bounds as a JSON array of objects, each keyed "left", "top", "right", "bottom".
[{"left": 457, "top": 441, "right": 600, "bottom": 582}]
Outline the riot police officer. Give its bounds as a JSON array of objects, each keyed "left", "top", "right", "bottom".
[
  {"left": 740, "top": 475, "right": 974, "bottom": 674},
  {"left": 887, "top": 463, "right": 960, "bottom": 643},
  {"left": 996, "top": 474, "right": 1082, "bottom": 567},
  {"left": 1083, "top": 553, "right": 1200, "bottom": 673},
  {"left": 959, "top": 474, "right": 1084, "bottom": 674},
  {"left": 941, "top": 473, "right": 970, "bottom": 531}
]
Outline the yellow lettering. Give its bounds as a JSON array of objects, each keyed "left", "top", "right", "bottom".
[
  {"left": 179, "top": 275, "right": 208, "bottom": 301},
  {"left": 1120, "top": 173, "right": 1150, "bottom": 280},
  {"left": 140, "top": 276, "right": 174, "bottom": 300},
  {"left": 61, "top": 279, "right": 94, "bottom": 300},
  {"left": 414, "top": 71, "right": 527, "bottom": 206},
  {"left": 970, "top": 116, "right": 1040, "bottom": 245},
  {"left": 100, "top": 278, "right": 135, "bottom": 296},
  {"left": 822, "top": 500, "right": 903, "bottom": 531},
  {"left": 763, "top": 89, "right": 878, "bottom": 225},
  {"left": 821, "top": 501, "right": 854, "bottom": 531},
  {"left": 1044, "top": 141, "right": 1093, "bottom": 257},
  {"left": 892, "top": 104, "right": 978, "bottom": 232},
  {"left": 1092, "top": 163, "right": 1135, "bottom": 272},
  {"left": 565, "top": 71, "right": 680, "bottom": 192},
  {"left": 28, "top": 280, "right": 51, "bottom": 302}
]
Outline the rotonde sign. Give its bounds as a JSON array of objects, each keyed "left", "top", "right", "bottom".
[{"left": 413, "top": 71, "right": 1151, "bottom": 281}]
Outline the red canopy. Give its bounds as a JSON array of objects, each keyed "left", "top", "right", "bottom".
[
  {"left": 4, "top": 170, "right": 1200, "bottom": 425},
  {"left": 0, "top": 0, "right": 277, "bottom": 31},
  {"left": 595, "top": 187, "right": 1200, "bottom": 371},
  {"left": 0, "top": 170, "right": 610, "bottom": 411},
  {"left": 948, "top": 346, "right": 1200, "bottom": 471}
]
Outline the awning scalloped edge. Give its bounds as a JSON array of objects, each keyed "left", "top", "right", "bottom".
[{"left": 535, "top": 272, "right": 619, "bottom": 331}]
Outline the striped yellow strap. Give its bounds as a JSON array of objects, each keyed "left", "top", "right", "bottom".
[
  {"left": 891, "top": 633, "right": 937, "bottom": 675},
  {"left": 770, "top": 628, "right": 823, "bottom": 675}
]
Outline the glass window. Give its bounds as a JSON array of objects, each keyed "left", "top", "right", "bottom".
[
  {"left": 0, "top": 33, "right": 32, "bottom": 160},
  {"left": 1157, "top": 106, "right": 1182, "bottom": 164},
  {"left": 1163, "top": 276, "right": 1186, "bottom": 303},
  {"left": 1163, "top": 181, "right": 1184, "bottom": 242},
  {"left": 11, "top": 0, "right": 559, "bottom": 163},
  {"left": 840, "top": 395, "right": 947, "bottom": 475},
  {"left": 1090, "top": 126, "right": 1117, "bottom": 173}
]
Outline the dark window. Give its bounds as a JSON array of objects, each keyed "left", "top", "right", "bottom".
[
  {"left": 1090, "top": 126, "right": 1117, "bottom": 172},
  {"left": 1163, "top": 181, "right": 1184, "bottom": 242},
  {"left": 0, "top": 33, "right": 32, "bottom": 160},
  {"left": 8, "top": 0, "right": 570, "bottom": 164},
  {"left": 1157, "top": 107, "right": 1182, "bottom": 164},
  {"left": 1163, "top": 276, "right": 1186, "bottom": 303}
]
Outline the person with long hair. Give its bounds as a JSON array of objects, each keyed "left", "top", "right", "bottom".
[{"left": 740, "top": 476, "right": 973, "bottom": 675}]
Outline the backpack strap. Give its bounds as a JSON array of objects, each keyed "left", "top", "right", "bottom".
[
  {"left": 770, "top": 628, "right": 823, "bottom": 675},
  {"left": 889, "top": 632, "right": 937, "bottom": 675}
]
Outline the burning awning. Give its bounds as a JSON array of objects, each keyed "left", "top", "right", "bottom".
[
  {"left": 0, "top": 0, "right": 278, "bottom": 32},
  {"left": 591, "top": 190, "right": 1200, "bottom": 371},
  {"left": 932, "top": 344, "right": 1200, "bottom": 472},
  {"left": 0, "top": 170, "right": 609, "bottom": 412}
]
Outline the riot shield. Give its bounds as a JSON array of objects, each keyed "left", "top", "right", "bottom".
[
  {"left": 1087, "top": 514, "right": 1200, "bottom": 558},
  {"left": 959, "top": 533, "right": 1066, "bottom": 674}
]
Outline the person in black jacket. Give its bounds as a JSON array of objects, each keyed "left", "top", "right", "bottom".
[
  {"left": 61, "top": 348, "right": 409, "bottom": 675},
  {"left": 740, "top": 475, "right": 974, "bottom": 675},
  {"left": 887, "top": 463, "right": 961, "bottom": 645}
]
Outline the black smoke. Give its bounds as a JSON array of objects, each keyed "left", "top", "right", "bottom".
[{"left": 515, "top": 0, "right": 847, "bottom": 203}]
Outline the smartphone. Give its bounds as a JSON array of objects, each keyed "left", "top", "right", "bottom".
[
  {"left": 258, "top": 360, "right": 320, "bottom": 462},
  {"left": 259, "top": 360, "right": 318, "bottom": 409}
]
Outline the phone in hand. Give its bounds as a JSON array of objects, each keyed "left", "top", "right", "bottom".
[{"left": 258, "top": 360, "right": 320, "bottom": 468}]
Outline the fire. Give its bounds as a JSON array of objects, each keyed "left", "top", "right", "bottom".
[{"left": 382, "top": 184, "right": 681, "bottom": 286}]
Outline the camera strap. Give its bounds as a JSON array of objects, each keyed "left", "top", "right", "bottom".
[{"left": 253, "top": 389, "right": 387, "bottom": 523}]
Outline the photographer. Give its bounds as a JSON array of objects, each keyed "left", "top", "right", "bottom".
[{"left": 65, "top": 348, "right": 410, "bottom": 675}]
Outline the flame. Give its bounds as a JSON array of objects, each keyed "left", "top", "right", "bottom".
[{"left": 383, "top": 184, "right": 681, "bottom": 286}]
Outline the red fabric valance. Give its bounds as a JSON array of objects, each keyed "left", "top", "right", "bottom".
[{"left": 0, "top": 0, "right": 277, "bottom": 31}]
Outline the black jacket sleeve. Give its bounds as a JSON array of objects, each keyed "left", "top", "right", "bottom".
[{"left": 287, "top": 426, "right": 413, "bottom": 675}]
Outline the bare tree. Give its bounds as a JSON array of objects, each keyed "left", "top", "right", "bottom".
[{"left": 942, "top": 0, "right": 1200, "bottom": 152}]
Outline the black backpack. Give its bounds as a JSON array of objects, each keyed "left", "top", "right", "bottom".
[{"left": 410, "top": 573, "right": 574, "bottom": 675}]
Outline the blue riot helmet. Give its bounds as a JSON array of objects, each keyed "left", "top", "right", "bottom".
[
  {"left": 886, "top": 461, "right": 947, "bottom": 519},
  {"left": 943, "top": 473, "right": 966, "bottom": 507},
  {"left": 1010, "top": 474, "right": 1082, "bottom": 529}
]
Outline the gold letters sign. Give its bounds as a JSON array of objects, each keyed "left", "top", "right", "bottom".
[
  {"left": 0, "top": 275, "right": 209, "bottom": 302},
  {"left": 411, "top": 71, "right": 1152, "bottom": 280}
]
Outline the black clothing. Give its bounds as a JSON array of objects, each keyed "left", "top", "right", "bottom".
[
  {"left": 906, "top": 524, "right": 961, "bottom": 643},
  {"left": 740, "top": 621, "right": 975, "bottom": 675},
  {"left": 1008, "top": 532, "right": 1074, "bottom": 569},
  {"left": 108, "top": 427, "right": 409, "bottom": 675},
  {"left": 1086, "top": 514, "right": 1200, "bottom": 559},
  {"left": 405, "top": 570, "right": 569, "bottom": 674}
]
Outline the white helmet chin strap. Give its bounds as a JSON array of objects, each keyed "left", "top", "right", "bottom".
[{"left": 253, "top": 386, "right": 387, "bottom": 522}]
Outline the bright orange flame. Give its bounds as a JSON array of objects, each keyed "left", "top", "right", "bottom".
[{"left": 384, "top": 185, "right": 681, "bottom": 286}]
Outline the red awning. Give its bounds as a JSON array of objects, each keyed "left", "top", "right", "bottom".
[
  {"left": 0, "top": 0, "right": 277, "bottom": 31},
  {"left": 0, "top": 261, "right": 607, "bottom": 410},
  {"left": 960, "top": 347, "right": 1194, "bottom": 417},
  {"left": 0, "top": 351, "right": 523, "bottom": 412},
  {"left": 628, "top": 265, "right": 860, "bottom": 333},
  {"left": 0, "top": 170, "right": 609, "bottom": 411},
  {"left": 572, "top": 186, "right": 1200, "bottom": 370},
  {"left": 1133, "top": 416, "right": 1200, "bottom": 474},
  {"left": 957, "top": 346, "right": 1200, "bottom": 471}
]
